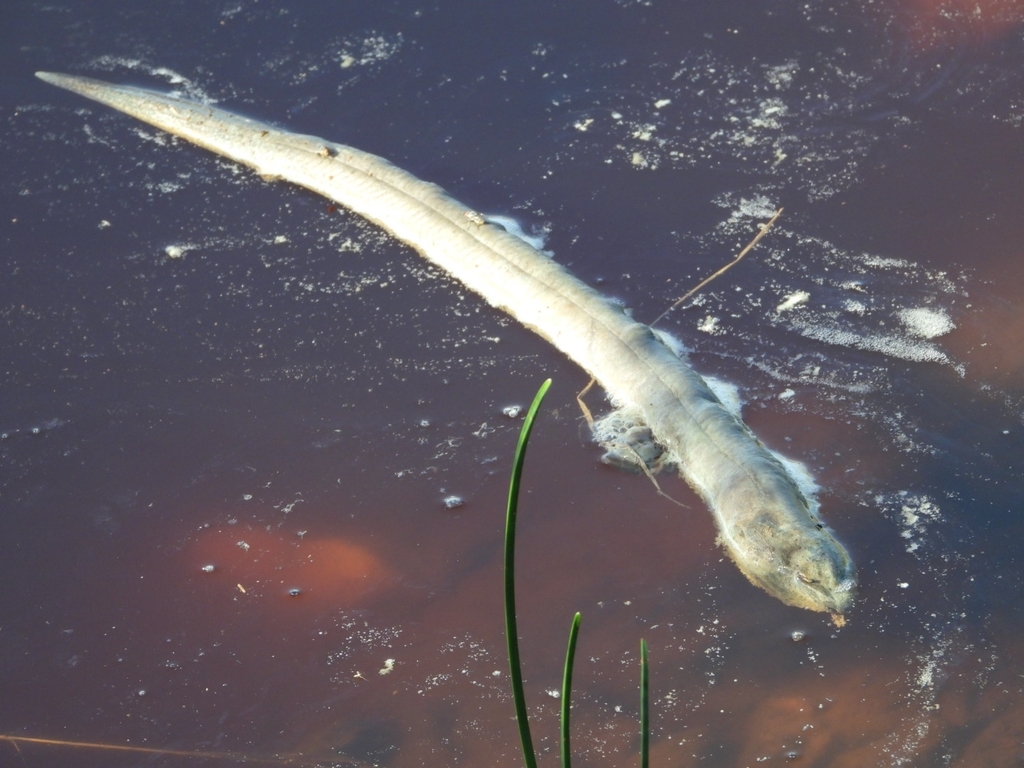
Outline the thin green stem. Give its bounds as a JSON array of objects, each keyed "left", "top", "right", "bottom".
[
  {"left": 504, "top": 378, "right": 552, "bottom": 768},
  {"left": 640, "top": 639, "right": 649, "bottom": 768},
  {"left": 561, "top": 612, "right": 582, "bottom": 768}
]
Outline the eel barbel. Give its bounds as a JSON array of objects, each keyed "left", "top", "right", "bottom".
[{"left": 36, "top": 71, "right": 856, "bottom": 617}]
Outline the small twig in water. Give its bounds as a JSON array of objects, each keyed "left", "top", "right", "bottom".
[
  {"left": 575, "top": 378, "right": 598, "bottom": 431},
  {"left": 622, "top": 444, "right": 688, "bottom": 509},
  {"left": 650, "top": 207, "right": 783, "bottom": 327},
  {"left": 0, "top": 734, "right": 336, "bottom": 766}
]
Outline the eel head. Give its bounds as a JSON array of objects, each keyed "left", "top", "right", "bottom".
[
  {"left": 784, "top": 532, "right": 857, "bottom": 616},
  {"left": 730, "top": 519, "right": 858, "bottom": 617}
]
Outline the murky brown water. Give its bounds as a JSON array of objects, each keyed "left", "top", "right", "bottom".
[{"left": 3, "top": 1, "right": 1024, "bottom": 766}]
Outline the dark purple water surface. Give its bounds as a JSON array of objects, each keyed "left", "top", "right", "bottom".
[{"left": 3, "top": 1, "right": 1024, "bottom": 766}]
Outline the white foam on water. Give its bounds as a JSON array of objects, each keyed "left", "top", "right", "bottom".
[
  {"left": 704, "top": 376, "right": 743, "bottom": 418},
  {"left": 772, "top": 452, "right": 821, "bottom": 518},
  {"left": 652, "top": 327, "right": 690, "bottom": 358},
  {"left": 335, "top": 33, "right": 404, "bottom": 69},
  {"left": 481, "top": 213, "right": 549, "bottom": 252},
  {"left": 898, "top": 307, "right": 955, "bottom": 339},
  {"left": 776, "top": 290, "right": 810, "bottom": 313},
  {"left": 88, "top": 56, "right": 214, "bottom": 102},
  {"left": 789, "top": 318, "right": 951, "bottom": 365}
]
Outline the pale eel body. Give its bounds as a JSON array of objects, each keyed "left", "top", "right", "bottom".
[{"left": 36, "top": 71, "right": 856, "bottom": 616}]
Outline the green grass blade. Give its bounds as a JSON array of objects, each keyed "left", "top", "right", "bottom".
[
  {"left": 504, "top": 378, "right": 552, "bottom": 768},
  {"left": 640, "top": 638, "right": 649, "bottom": 768},
  {"left": 561, "top": 612, "right": 582, "bottom": 768}
]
